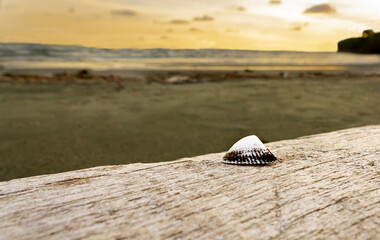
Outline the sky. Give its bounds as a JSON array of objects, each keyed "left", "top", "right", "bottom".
[{"left": 0, "top": 0, "right": 379, "bottom": 51}]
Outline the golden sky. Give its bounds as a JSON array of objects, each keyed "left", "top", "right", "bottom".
[{"left": 0, "top": 0, "right": 379, "bottom": 51}]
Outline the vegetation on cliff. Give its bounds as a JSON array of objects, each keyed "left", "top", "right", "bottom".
[{"left": 338, "top": 30, "right": 380, "bottom": 54}]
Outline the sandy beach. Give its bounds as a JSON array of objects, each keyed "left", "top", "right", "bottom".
[{"left": 1, "top": 71, "right": 379, "bottom": 181}]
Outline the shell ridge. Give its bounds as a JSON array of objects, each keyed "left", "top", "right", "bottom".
[{"left": 222, "top": 136, "right": 277, "bottom": 165}]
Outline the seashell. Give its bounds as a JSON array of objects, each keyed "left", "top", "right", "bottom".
[{"left": 222, "top": 135, "right": 277, "bottom": 165}]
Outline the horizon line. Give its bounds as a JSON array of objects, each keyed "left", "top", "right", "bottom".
[{"left": 0, "top": 41, "right": 337, "bottom": 53}]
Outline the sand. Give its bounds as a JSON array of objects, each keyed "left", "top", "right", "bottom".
[{"left": 0, "top": 74, "right": 379, "bottom": 181}]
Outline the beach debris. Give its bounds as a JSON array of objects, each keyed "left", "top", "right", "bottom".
[
  {"left": 77, "top": 69, "right": 91, "bottom": 79},
  {"left": 153, "top": 74, "right": 210, "bottom": 84},
  {"left": 1, "top": 71, "right": 378, "bottom": 85},
  {"left": 0, "top": 72, "right": 140, "bottom": 84},
  {"left": 280, "top": 72, "right": 288, "bottom": 78},
  {"left": 165, "top": 75, "right": 191, "bottom": 84},
  {"left": 222, "top": 135, "right": 277, "bottom": 165}
]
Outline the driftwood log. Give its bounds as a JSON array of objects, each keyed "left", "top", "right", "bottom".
[{"left": 0, "top": 126, "right": 379, "bottom": 239}]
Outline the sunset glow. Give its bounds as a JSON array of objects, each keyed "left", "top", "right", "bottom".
[{"left": 0, "top": 0, "right": 379, "bottom": 51}]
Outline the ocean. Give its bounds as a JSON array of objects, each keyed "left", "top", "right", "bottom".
[{"left": 1, "top": 43, "right": 380, "bottom": 73}]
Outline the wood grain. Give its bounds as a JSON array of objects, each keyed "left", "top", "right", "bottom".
[{"left": 0, "top": 125, "right": 379, "bottom": 239}]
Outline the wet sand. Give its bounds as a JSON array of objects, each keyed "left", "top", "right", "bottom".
[{"left": 1, "top": 73, "right": 379, "bottom": 181}]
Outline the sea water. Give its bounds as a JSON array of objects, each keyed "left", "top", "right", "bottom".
[{"left": 1, "top": 43, "right": 380, "bottom": 73}]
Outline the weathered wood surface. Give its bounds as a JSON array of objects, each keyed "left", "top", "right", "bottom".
[{"left": 0, "top": 126, "right": 379, "bottom": 240}]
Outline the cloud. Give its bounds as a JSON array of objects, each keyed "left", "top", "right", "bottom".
[
  {"left": 193, "top": 15, "right": 214, "bottom": 22},
  {"left": 291, "top": 22, "right": 309, "bottom": 31},
  {"left": 236, "top": 6, "right": 246, "bottom": 12},
  {"left": 303, "top": 3, "right": 336, "bottom": 14},
  {"left": 225, "top": 28, "right": 239, "bottom": 33},
  {"left": 169, "top": 19, "right": 189, "bottom": 24},
  {"left": 269, "top": 0, "right": 281, "bottom": 5},
  {"left": 68, "top": 8, "right": 75, "bottom": 14},
  {"left": 228, "top": 6, "right": 246, "bottom": 12},
  {"left": 189, "top": 27, "right": 201, "bottom": 32},
  {"left": 111, "top": 9, "right": 137, "bottom": 16},
  {"left": 291, "top": 26, "right": 302, "bottom": 31}
]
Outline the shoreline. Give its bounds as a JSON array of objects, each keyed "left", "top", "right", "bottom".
[{"left": 2, "top": 68, "right": 380, "bottom": 84}]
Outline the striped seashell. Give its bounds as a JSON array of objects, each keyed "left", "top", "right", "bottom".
[{"left": 222, "top": 135, "right": 277, "bottom": 165}]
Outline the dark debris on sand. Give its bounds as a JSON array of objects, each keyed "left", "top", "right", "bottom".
[
  {"left": 0, "top": 70, "right": 139, "bottom": 84},
  {"left": 2, "top": 70, "right": 380, "bottom": 85}
]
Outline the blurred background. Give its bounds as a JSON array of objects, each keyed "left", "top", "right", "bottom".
[{"left": 0, "top": 0, "right": 379, "bottom": 181}]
